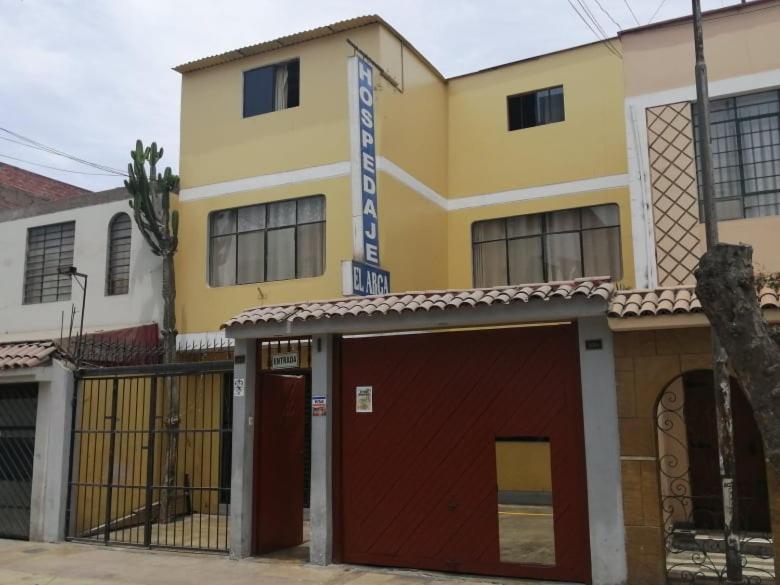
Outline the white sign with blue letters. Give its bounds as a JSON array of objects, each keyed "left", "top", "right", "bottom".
[{"left": 345, "top": 53, "right": 391, "bottom": 296}]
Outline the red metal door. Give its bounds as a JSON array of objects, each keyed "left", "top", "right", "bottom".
[
  {"left": 338, "top": 326, "right": 590, "bottom": 582},
  {"left": 253, "top": 374, "right": 305, "bottom": 554}
]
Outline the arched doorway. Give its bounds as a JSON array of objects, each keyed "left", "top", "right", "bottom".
[{"left": 656, "top": 370, "right": 775, "bottom": 583}]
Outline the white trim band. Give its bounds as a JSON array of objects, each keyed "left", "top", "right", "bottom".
[
  {"left": 179, "top": 158, "right": 628, "bottom": 211},
  {"left": 179, "top": 161, "right": 351, "bottom": 202}
]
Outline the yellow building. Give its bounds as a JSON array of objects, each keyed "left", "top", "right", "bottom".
[{"left": 173, "top": 15, "right": 633, "bottom": 336}]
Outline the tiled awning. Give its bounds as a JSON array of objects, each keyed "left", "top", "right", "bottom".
[
  {"left": 0, "top": 341, "right": 59, "bottom": 370},
  {"left": 223, "top": 279, "right": 613, "bottom": 330},
  {"left": 609, "top": 286, "right": 780, "bottom": 318}
]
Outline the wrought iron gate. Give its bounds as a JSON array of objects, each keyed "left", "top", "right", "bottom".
[
  {"left": 0, "top": 384, "right": 38, "bottom": 540},
  {"left": 656, "top": 373, "right": 775, "bottom": 584},
  {"left": 65, "top": 361, "right": 233, "bottom": 552}
]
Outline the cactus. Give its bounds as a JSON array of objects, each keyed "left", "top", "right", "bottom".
[
  {"left": 125, "top": 139, "right": 179, "bottom": 361},
  {"left": 125, "top": 140, "right": 180, "bottom": 523}
]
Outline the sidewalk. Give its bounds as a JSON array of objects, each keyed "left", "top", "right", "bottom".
[{"left": 0, "top": 540, "right": 554, "bottom": 585}]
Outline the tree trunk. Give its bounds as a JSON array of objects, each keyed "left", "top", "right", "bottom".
[
  {"left": 695, "top": 243, "right": 780, "bottom": 473},
  {"left": 159, "top": 251, "right": 179, "bottom": 524}
]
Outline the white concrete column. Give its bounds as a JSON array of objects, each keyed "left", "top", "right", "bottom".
[
  {"left": 309, "top": 334, "right": 334, "bottom": 565},
  {"left": 578, "top": 316, "right": 627, "bottom": 585},
  {"left": 229, "top": 338, "right": 257, "bottom": 559},
  {"left": 42, "top": 361, "right": 75, "bottom": 541}
]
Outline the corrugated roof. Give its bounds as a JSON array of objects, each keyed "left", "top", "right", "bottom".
[
  {"left": 223, "top": 279, "right": 613, "bottom": 329},
  {"left": 0, "top": 341, "right": 59, "bottom": 370},
  {"left": 609, "top": 285, "right": 780, "bottom": 318},
  {"left": 174, "top": 15, "right": 444, "bottom": 79}
]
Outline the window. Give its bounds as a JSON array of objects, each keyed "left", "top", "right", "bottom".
[
  {"left": 23, "top": 221, "right": 75, "bottom": 304},
  {"left": 507, "top": 86, "right": 565, "bottom": 131},
  {"left": 243, "top": 59, "right": 300, "bottom": 118},
  {"left": 209, "top": 195, "right": 324, "bottom": 287},
  {"left": 472, "top": 204, "right": 621, "bottom": 287},
  {"left": 106, "top": 213, "right": 131, "bottom": 295},
  {"left": 695, "top": 90, "right": 780, "bottom": 220}
]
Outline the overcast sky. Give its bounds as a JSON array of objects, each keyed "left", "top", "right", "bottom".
[{"left": 0, "top": 0, "right": 735, "bottom": 191}]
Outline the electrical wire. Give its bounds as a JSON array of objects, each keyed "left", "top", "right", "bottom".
[
  {"left": 648, "top": 0, "right": 670, "bottom": 22},
  {"left": 622, "top": 0, "right": 641, "bottom": 25},
  {"left": 592, "top": 0, "right": 623, "bottom": 28},
  {"left": 0, "top": 127, "right": 127, "bottom": 176},
  {"left": 567, "top": 0, "right": 623, "bottom": 58},
  {"left": 0, "top": 152, "right": 120, "bottom": 176}
]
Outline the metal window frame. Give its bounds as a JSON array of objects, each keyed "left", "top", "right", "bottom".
[
  {"left": 471, "top": 204, "right": 622, "bottom": 287},
  {"left": 22, "top": 220, "right": 76, "bottom": 305},
  {"left": 506, "top": 84, "right": 566, "bottom": 132},
  {"left": 105, "top": 213, "right": 132, "bottom": 296},
  {"left": 242, "top": 58, "right": 301, "bottom": 119},
  {"left": 693, "top": 89, "right": 780, "bottom": 220},
  {"left": 207, "top": 194, "right": 325, "bottom": 288}
]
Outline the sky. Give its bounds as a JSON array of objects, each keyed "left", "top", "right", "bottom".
[{"left": 0, "top": 0, "right": 737, "bottom": 191}]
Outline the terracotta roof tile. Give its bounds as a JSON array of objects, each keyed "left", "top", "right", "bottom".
[
  {"left": 223, "top": 279, "right": 614, "bottom": 329},
  {"left": 609, "top": 286, "right": 780, "bottom": 318},
  {"left": 0, "top": 341, "right": 58, "bottom": 369}
]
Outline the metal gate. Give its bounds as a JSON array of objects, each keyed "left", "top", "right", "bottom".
[
  {"left": 0, "top": 384, "right": 38, "bottom": 540},
  {"left": 65, "top": 361, "right": 233, "bottom": 552},
  {"left": 657, "top": 371, "right": 776, "bottom": 584}
]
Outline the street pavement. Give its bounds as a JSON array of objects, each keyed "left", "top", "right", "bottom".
[{"left": 0, "top": 540, "right": 563, "bottom": 585}]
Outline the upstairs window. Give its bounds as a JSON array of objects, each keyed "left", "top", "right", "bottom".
[
  {"left": 472, "top": 204, "right": 621, "bottom": 287},
  {"left": 23, "top": 221, "right": 75, "bottom": 304},
  {"left": 508, "top": 86, "right": 565, "bottom": 131},
  {"left": 106, "top": 213, "right": 132, "bottom": 296},
  {"left": 209, "top": 195, "right": 325, "bottom": 287},
  {"left": 243, "top": 59, "right": 300, "bottom": 118},
  {"left": 694, "top": 89, "right": 780, "bottom": 220}
]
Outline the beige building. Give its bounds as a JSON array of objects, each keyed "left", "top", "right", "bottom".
[{"left": 614, "top": 2, "right": 780, "bottom": 583}]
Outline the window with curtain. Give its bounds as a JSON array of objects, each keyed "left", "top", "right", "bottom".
[
  {"left": 23, "top": 221, "right": 75, "bottom": 304},
  {"left": 472, "top": 204, "right": 621, "bottom": 287},
  {"left": 507, "top": 86, "right": 565, "bottom": 131},
  {"left": 694, "top": 89, "right": 780, "bottom": 220},
  {"left": 106, "top": 213, "right": 132, "bottom": 295},
  {"left": 243, "top": 59, "right": 300, "bottom": 118},
  {"left": 209, "top": 195, "right": 324, "bottom": 287}
]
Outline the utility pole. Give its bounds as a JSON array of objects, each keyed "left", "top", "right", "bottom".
[{"left": 691, "top": 1, "right": 743, "bottom": 582}]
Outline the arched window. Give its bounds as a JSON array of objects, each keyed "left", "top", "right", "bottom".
[{"left": 106, "top": 213, "right": 131, "bottom": 295}]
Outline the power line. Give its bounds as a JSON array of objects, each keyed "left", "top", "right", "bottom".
[
  {"left": 649, "top": 0, "right": 670, "bottom": 22},
  {"left": 0, "top": 153, "right": 120, "bottom": 176},
  {"left": 0, "top": 127, "right": 127, "bottom": 176},
  {"left": 592, "top": 0, "right": 623, "bottom": 28},
  {"left": 567, "top": 0, "right": 622, "bottom": 58},
  {"left": 622, "top": 0, "right": 641, "bottom": 25}
]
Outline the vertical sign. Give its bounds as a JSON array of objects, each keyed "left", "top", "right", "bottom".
[
  {"left": 356, "top": 54, "right": 380, "bottom": 265},
  {"left": 345, "top": 53, "right": 390, "bottom": 296}
]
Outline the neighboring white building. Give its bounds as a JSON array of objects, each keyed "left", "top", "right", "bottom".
[{"left": 0, "top": 188, "right": 162, "bottom": 341}]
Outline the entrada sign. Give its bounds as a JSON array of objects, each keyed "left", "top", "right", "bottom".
[
  {"left": 345, "top": 52, "right": 391, "bottom": 297},
  {"left": 271, "top": 352, "right": 299, "bottom": 370}
]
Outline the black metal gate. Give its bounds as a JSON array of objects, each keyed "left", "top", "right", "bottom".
[
  {"left": 65, "top": 361, "right": 233, "bottom": 552},
  {"left": 0, "top": 384, "right": 38, "bottom": 540}
]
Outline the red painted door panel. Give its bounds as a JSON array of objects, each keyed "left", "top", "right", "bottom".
[
  {"left": 253, "top": 374, "right": 305, "bottom": 554},
  {"left": 338, "top": 326, "right": 590, "bottom": 582}
]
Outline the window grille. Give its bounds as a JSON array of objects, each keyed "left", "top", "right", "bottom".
[
  {"left": 106, "top": 213, "right": 132, "bottom": 295},
  {"left": 694, "top": 89, "right": 780, "bottom": 220},
  {"left": 23, "top": 221, "right": 75, "bottom": 304}
]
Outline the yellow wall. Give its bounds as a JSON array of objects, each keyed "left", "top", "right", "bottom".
[
  {"left": 179, "top": 26, "right": 380, "bottom": 189},
  {"left": 447, "top": 188, "right": 636, "bottom": 289},
  {"left": 447, "top": 42, "right": 627, "bottom": 198},
  {"left": 176, "top": 178, "right": 352, "bottom": 334},
  {"left": 496, "top": 441, "right": 553, "bottom": 493},
  {"left": 176, "top": 23, "right": 634, "bottom": 333}
]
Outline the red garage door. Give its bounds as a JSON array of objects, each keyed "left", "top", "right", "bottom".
[{"left": 337, "top": 325, "right": 590, "bottom": 583}]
